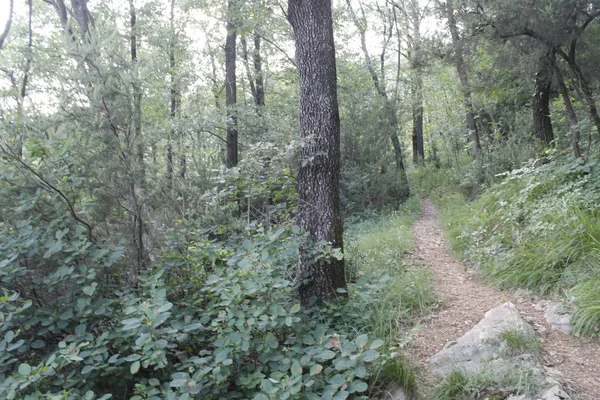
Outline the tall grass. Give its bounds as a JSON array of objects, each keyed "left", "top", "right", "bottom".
[
  {"left": 434, "top": 156, "right": 600, "bottom": 336},
  {"left": 341, "top": 196, "right": 436, "bottom": 394},
  {"left": 344, "top": 196, "right": 435, "bottom": 341}
]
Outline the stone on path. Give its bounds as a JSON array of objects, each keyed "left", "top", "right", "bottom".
[
  {"left": 430, "top": 302, "right": 571, "bottom": 400},
  {"left": 430, "top": 302, "right": 534, "bottom": 374},
  {"left": 536, "top": 301, "right": 572, "bottom": 335}
]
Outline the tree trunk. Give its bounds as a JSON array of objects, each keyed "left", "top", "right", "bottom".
[
  {"left": 411, "top": 7, "right": 424, "bottom": 164},
  {"left": 562, "top": 56, "right": 600, "bottom": 138},
  {"left": 0, "top": 0, "right": 14, "bottom": 51},
  {"left": 553, "top": 61, "right": 581, "bottom": 158},
  {"left": 288, "top": 0, "right": 346, "bottom": 305},
  {"left": 532, "top": 50, "right": 555, "bottom": 146},
  {"left": 411, "top": 68, "right": 424, "bottom": 164},
  {"left": 225, "top": 0, "right": 238, "bottom": 168},
  {"left": 253, "top": 32, "right": 265, "bottom": 108},
  {"left": 167, "top": 0, "right": 179, "bottom": 186},
  {"left": 443, "top": 0, "right": 481, "bottom": 157}
]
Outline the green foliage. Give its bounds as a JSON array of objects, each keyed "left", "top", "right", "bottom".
[
  {"left": 341, "top": 167, "right": 410, "bottom": 216},
  {"left": 342, "top": 198, "right": 435, "bottom": 393},
  {"left": 498, "top": 330, "right": 542, "bottom": 358},
  {"left": 437, "top": 155, "right": 600, "bottom": 335},
  {"left": 0, "top": 206, "right": 391, "bottom": 398},
  {"left": 432, "top": 367, "right": 541, "bottom": 400}
]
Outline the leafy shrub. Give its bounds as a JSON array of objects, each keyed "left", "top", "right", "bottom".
[
  {"left": 0, "top": 195, "right": 391, "bottom": 399},
  {"left": 341, "top": 166, "right": 410, "bottom": 216}
]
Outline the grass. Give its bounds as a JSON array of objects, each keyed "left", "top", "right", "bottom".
[
  {"left": 431, "top": 367, "right": 542, "bottom": 400},
  {"left": 431, "top": 156, "right": 600, "bottom": 336},
  {"left": 344, "top": 196, "right": 435, "bottom": 339},
  {"left": 498, "top": 329, "right": 542, "bottom": 358},
  {"left": 341, "top": 196, "right": 436, "bottom": 395}
]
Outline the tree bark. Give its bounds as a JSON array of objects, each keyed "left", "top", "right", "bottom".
[
  {"left": 225, "top": 0, "right": 238, "bottom": 168},
  {"left": 0, "top": 0, "right": 14, "bottom": 51},
  {"left": 253, "top": 32, "right": 265, "bottom": 108},
  {"left": 411, "top": 11, "right": 424, "bottom": 164},
  {"left": 553, "top": 60, "right": 581, "bottom": 158},
  {"left": 288, "top": 0, "right": 346, "bottom": 305},
  {"left": 532, "top": 50, "right": 555, "bottom": 146},
  {"left": 560, "top": 54, "right": 600, "bottom": 138},
  {"left": 443, "top": 0, "right": 481, "bottom": 157},
  {"left": 167, "top": 0, "right": 179, "bottom": 186}
]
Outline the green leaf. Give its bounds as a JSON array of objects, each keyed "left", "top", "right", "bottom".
[
  {"left": 330, "top": 374, "right": 345, "bottom": 387},
  {"left": 362, "top": 349, "right": 380, "bottom": 362},
  {"left": 130, "top": 361, "right": 141, "bottom": 374},
  {"left": 290, "top": 360, "right": 302, "bottom": 376},
  {"left": 18, "top": 363, "right": 31, "bottom": 376},
  {"left": 82, "top": 283, "right": 97, "bottom": 296},
  {"left": 369, "top": 339, "right": 384, "bottom": 350},
  {"left": 315, "top": 350, "right": 336, "bottom": 361},
  {"left": 333, "top": 357, "right": 355, "bottom": 371},
  {"left": 43, "top": 240, "right": 63, "bottom": 258},
  {"left": 348, "top": 380, "right": 368, "bottom": 393},
  {"left": 170, "top": 379, "right": 187, "bottom": 388},
  {"left": 354, "top": 334, "right": 368, "bottom": 348},
  {"left": 310, "top": 364, "right": 323, "bottom": 376},
  {"left": 157, "top": 302, "right": 173, "bottom": 313},
  {"left": 5, "top": 330, "right": 14, "bottom": 343},
  {"left": 332, "top": 390, "right": 349, "bottom": 400},
  {"left": 289, "top": 304, "right": 301, "bottom": 314}
]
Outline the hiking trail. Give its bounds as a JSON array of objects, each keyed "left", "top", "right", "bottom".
[{"left": 404, "top": 198, "right": 600, "bottom": 399}]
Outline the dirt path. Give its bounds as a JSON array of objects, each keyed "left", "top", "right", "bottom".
[{"left": 404, "top": 198, "right": 600, "bottom": 399}]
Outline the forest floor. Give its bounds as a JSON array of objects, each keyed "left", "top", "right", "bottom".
[{"left": 403, "top": 198, "right": 600, "bottom": 399}]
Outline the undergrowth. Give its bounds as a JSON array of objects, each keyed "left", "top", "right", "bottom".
[
  {"left": 344, "top": 196, "right": 436, "bottom": 395},
  {"left": 433, "top": 155, "right": 600, "bottom": 336},
  {"left": 432, "top": 367, "right": 541, "bottom": 400}
]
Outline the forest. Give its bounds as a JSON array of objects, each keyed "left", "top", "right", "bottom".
[{"left": 1, "top": 0, "right": 599, "bottom": 399}]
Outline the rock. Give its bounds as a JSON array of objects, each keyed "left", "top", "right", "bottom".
[
  {"left": 540, "top": 385, "right": 571, "bottom": 399},
  {"left": 380, "top": 385, "right": 406, "bottom": 400},
  {"left": 536, "top": 301, "right": 572, "bottom": 335},
  {"left": 430, "top": 302, "right": 535, "bottom": 374},
  {"left": 429, "top": 302, "right": 572, "bottom": 400}
]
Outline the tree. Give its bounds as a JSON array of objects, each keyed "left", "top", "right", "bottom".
[
  {"left": 0, "top": 0, "right": 14, "bottom": 51},
  {"left": 477, "top": 0, "right": 600, "bottom": 144},
  {"left": 288, "top": 0, "right": 346, "bottom": 304},
  {"left": 346, "top": 0, "right": 409, "bottom": 181},
  {"left": 225, "top": 0, "right": 238, "bottom": 168},
  {"left": 438, "top": 0, "right": 481, "bottom": 157},
  {"left": 531, "top": 49, "right": 554, "bottom": 145}
]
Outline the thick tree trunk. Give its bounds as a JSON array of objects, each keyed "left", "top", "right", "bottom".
[
  {"left": 532, "top": 51, "right": 555, "bottom": 146},
  {"left": 443, "top": 0, "right": 481, "bottom": 157},
  {"left": 288, "top": 0, "right": 346, "bottom": 305},
  {"left": 225, "top": 0, "right": 238, "bottom": 168},
  {"left": 553, "top": 61, "right": 581, "bottom": 158}
]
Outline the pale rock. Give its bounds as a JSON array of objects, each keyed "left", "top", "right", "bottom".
[
  {"left": 431, "top": 302, "right": 534, "bottom": 374},
  {"left": 536, "top": 301, "right": 572, "bottom": 335}
]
